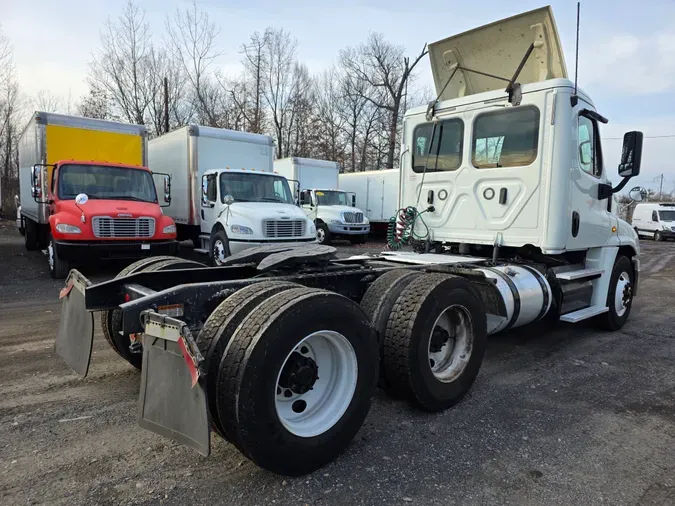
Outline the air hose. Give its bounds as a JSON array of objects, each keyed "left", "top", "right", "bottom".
[{"left": 386, "top": 206, "right": 430, "bottom": 250}]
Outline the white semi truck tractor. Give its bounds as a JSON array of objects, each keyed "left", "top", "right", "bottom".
[{"left": 54, "top": 6, "right": 645, "bottom": 477}]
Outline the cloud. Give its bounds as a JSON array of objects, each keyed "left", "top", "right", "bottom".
[{"left": 577, "top": 30, "right": 675, "bottom": 95}]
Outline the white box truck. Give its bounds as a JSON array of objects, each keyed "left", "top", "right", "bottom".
[
  {"left": 339, "top": 169, "right": 400, "bottom": 234},
  {"left": 631, "top": 202, "right": 675, "bottom": 241},
  {"left": 274, "top": 157, "right": 370, "bottom": 245},
  {"left": 149, "top": 126, "right": 316, "bottom": 265}
]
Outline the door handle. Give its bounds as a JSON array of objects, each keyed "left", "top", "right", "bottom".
[
  {"left": 201, "top": 209, "right": 205, "bottom": 220},
  {"left": 499, "top": 188, "right": 508, "bottom": 205}
]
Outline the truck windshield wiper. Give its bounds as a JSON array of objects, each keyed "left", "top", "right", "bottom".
[{"left": 260, "top": 197, "right": 284, "bottom": 202}]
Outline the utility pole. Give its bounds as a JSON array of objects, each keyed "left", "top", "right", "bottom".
[
  {"left": 659, "top": 173, "right": 664, "bottom": 199},
  {"left": 163, "top": 77, "right": 169, "bottom": 134}
]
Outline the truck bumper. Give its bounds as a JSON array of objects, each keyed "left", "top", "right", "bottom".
[
  {"left": 229, "top": 238, "right": 317, "bottom": 255},
  {"left": 55, "top": 240, "right": 179, "bottom": 261},
  {"left": 327, "top": 223, "right": 370, "bottom": 235}
]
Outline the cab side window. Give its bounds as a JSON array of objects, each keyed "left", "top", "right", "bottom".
[
  {"left": 578, "top": 115, "right": 603, "bottom": 177},
  {"left": 202, "top": 174, "right": 217, "bottom": 206},
  {"left": 652, "top": 211, "right": 658, "bottom": 222}
]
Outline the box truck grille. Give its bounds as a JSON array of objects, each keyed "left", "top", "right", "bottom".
[
  {"left": 342, "top": 212, "right": 363, "bottom": 224},
  {"left": 262, "top": 220, "right": 306, "bottom": 238},
  {"left": 92, "top": 216, "right": 155, "bottom": 238}
]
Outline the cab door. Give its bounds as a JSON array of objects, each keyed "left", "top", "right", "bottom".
[
  {"left": 566, "top": 108, "right": 611, "bottom": 249},
  {"left": 200, "top": 173, "right": 218, "bottom": 234}
]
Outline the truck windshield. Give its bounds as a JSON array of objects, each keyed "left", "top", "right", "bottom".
[
  {"left": 219, "top": 172, "right": 294, "bottom": 204},
  {"left": 659, "top": 210, "right": 675, "bottom": 221},
  {"left": 316, "top": 191, "right": 349, "bottom": 206},
  {"left": 58, "top": 164, "right": 157, "bottom": 203}
]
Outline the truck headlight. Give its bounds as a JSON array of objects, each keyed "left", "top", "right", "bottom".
[
  {"left": 329, "top": 219, "right": 342, "bottom": 225},
  {"left": 163, "top": 224, "right": 177, "bottom": 234},
  {"left": 231, "top": 224, "right": 253, "bottom": 235},
  {"left": 55, "top": 223, "right": 81, "bottom": 234}
]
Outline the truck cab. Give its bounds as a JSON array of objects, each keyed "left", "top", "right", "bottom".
[
  {"left": 298, "top": 189, "right": 370, "bottom": 244},
  {"left": 199, "top": 168, "right": 316, "bottom": 265},
  {"left": 31, "top": 160, "right": 178, "bottom": 277},
  {"left": 274, "top": 157, "right": 370, "bottom": 245}
]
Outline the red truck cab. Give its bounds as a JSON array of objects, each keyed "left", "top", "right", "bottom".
[{"left": 44, "top": 160, "right": 178, "bottom": 278}]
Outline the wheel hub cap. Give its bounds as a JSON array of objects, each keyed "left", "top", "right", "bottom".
[
  {"left": 213, "top": 240, "right": 225, "bottom": 264},
  {"left": 615, "top": 271, "right": 632, "bottom": 317},
  {"left": 279, "top": 352, "right": 319, "bottom": 395},
  {"left": 428, "top": 305, "right": 473, "bottom": 383}
]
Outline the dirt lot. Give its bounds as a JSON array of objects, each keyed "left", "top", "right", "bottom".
[{"left": 1, "top": 220, "right": 674, "bottom": 506}]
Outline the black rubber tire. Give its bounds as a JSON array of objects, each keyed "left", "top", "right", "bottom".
[
  {"left": 196, "top": 280, "right": 301, "bottom": 439},
  {"left": 103, "top": 257, "right": 205, "bottom": 369},
  {"left": 595, "top": 255, "right": 635, "bottom": 331},
  {"left": 48, "top": 232, "right": 70, "bottom": 279},
  {"left": 209, "top": 230, "right": 230, "bottom": 266},
  {"left": 215, "top": 288, "right": 379, "bottom": 476},
  {"left": 382, "top": 273, "right": 487, "bottom": 412},
  {"left": 24, "top": 219, "right": 39, "bottom": 251},
  {"left": 316, "top": 223, "right": 331, "bottom": 245},
  {"left": 100, "top": 256, "right": 185, "bottom": 358},
  {"left": 360, "top": 269, "right": 422, "bottom": 385},
  {"left": 655, "top": 231, "right": 663, "bottom": 242}
]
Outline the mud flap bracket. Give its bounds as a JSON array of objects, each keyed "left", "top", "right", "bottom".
[{"left": 137, "top": 311, "right": 210, "bottom": 457}]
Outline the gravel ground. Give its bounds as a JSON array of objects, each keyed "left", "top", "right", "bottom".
[{"left": 1, "top": 219, "right": 674, "bottom": 506}]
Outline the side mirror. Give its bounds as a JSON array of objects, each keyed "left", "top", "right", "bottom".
[
  {"left": 351, "top": 194, "right": 356, "bottom": 207},
  {"left": 223, "top": 194, "right": 234, "bottom": 206},
  {"left": 163, "top": 175, "right": 171, "bottom": 204},
  {"left": 75, "top": 193, "right": 89, "bottom": 206},
  {"left": 629, "top": 186, "right": 647, "bottom": 203},
  {"left": 619, "top": 131, "right": 643, "bottom": 178},
  {"left": 31, "top": 165, "right": 42, "bottom": 199}
]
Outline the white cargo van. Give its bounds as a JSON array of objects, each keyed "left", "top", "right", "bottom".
[
  {"left": 274, "top": 157, "right": 370, "bottom": 245},
  {"left": 149, "top": 126, "right": 316, "bottom": 264},
  {"left": 631, "top": 203, "right": 675, "bottom": 241}
]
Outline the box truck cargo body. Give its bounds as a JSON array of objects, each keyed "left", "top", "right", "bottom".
[
  {"left": 339, "top": 169, "right": 400, "bottom": 233},
  {"left": 274, "top": 157, "right": 370, "bottom": 245},
  {"left": 149, "top": 127, "right": 315, "bottom": 263},
  {"left": 17, "top": 112, "right": 177, "bottom": 278}
]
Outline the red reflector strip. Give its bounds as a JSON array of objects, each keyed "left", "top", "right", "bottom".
[
  {"left": 178, "top": 336, "right": 200, "bottom": 388},
  {"left": 59, "top": 283, "right": 73, "bottom": 300}
]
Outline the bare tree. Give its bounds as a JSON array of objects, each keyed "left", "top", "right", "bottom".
[
  {"left": 314, "top": 67, "right": 347, "bottom": 164},
  {"left": 240, "top": 30, "right": 270, "bottom": 133},
  {"left": 33, "top": 89, "right": 62, "bottom": 113},
  {"left": 340, "top": 33, "right": 427, "bottom": 169},
  {"left": 261, "top": 27, "right": 299, "bottom": 158},
  {"left": 166, "top": 0, "right": 223, "bottom": 127},
  {"left": 76, "top": 89, "right": 113, "bottom": 120},
  {"left": 88, "top": 0, "right": 158, "bottom": 125},
  {"left": 0, "top": 25, "right": 21, "bottom": 216}
]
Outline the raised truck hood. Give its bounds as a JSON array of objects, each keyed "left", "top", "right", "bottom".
[{"left": 428, "top": 5, "right": 567, "bottom": 101}]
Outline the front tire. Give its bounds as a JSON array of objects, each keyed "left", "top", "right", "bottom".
[
  {"left": 316, "top": 223, "right": 331, "bottom": 245},
  {"left": 595, "top": 255, "right": 634, "bottom": 331},
  {"left": 655, "top": 231, "right": 663, "bottom": 242},
  {"left": 47, "top": 233, "right": 70, "bottom": 279},
  {"left": 215, "top": 288, "right": 378, "bottom": 476},
  {"left": 209, "top": 230, "right": 230, "bottom": 266}
]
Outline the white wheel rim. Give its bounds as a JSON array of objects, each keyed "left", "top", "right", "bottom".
[
  {"left": 614, "top": 271, "right": 632, "bottom": 317},
  {"left": 428, "top": 305, "right": 473, "bottom": 383},
  {"left": 316, "top": 228, "right": 325, "bottom": 243},
  {"left": 275, "top": 330, "right": 357, "bottom": 438},
  {"left": 48, "top": 240, "right": 55, "bottom": 271},
  {"left": 213, "top": 239, "right": 226, "bottom": 265}
]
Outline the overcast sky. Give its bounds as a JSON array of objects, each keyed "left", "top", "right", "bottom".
[{"left": 3, "top": 0, "right": 674, "bottom": 191}]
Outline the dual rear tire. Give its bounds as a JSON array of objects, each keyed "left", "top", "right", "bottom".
[{"left": 196, "top": 283, "right": 379, "bottom": 476}]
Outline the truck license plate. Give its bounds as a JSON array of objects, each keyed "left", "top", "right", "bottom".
[{"left": 141, "top": 244, "right": 150, "bottom": 250}]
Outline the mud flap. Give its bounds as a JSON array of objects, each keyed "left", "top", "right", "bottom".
[
  {"left": 55, "top": 270, "right": 94, "bottom": 377},
  {"left": 137, "top": 312, "right": 210, "bottom": 457}
]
